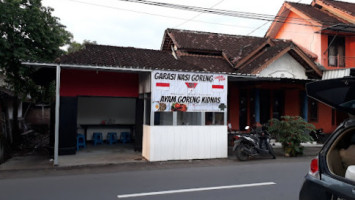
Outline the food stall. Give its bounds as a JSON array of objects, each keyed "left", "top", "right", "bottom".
[{"left": 142, "top": 70, "right": 228, "bottom": 161}]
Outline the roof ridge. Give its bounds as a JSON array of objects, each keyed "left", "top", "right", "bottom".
[
  {"left": 285, "top": 1, "right": 308, "bottom": 5},
  {"left": 58, "top": 43, "right": 210, "bottom": 72},
  {"left": 320, "top": 0, "right": 355, "bottom": 6},
  {"left": 286, "top": 1, "right": 350, "bottom": 25},
  {"left": 270, "top": 38, "right": 293, "bottom": 43},
  {"left": 85, "top": 44, "right": 161, "bottom": 52},
  {"left": 316, "top": 0, "right": 355, "bottom": 18},
  {"left": 166, "top": 28, "right": 265, "bottom": 40}
]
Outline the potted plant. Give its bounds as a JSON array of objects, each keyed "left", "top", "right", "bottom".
[{"left": 268, "top": 116, "right": 315, "bottom": 157}]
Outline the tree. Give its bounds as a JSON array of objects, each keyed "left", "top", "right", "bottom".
[
  {"left": 67, "top": 40, "right": 97, "bottom": 54},
  {"left": 0, "top": 0, "right": 72, "bottom": 146}
]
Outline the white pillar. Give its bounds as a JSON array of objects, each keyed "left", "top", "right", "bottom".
[
  {"left": 54, "top": 65, "right": 61, "bottom": 166},
  {"left": 150, "top": 71, "right": 154, "bottom": 126}
]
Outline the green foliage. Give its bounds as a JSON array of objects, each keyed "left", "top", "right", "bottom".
[
  {"left": 67, "top": 41, "right": 83, "bottom": 54},
  {"left": 0, "top": 0, "right": 72, "bottom": 143},
  {"left": 268, "top": 116, "right": 315, "bottom": 157},
  {"left": 0, "top": 0, "right": 72, "bottom": 98},
  {"left": 67, "top": 40, "right": 97, "bottom": 54},
  {"left": 27, "top": 80, "right": 56, "bottom": 103}
]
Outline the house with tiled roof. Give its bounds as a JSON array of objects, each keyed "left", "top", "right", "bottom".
[
  {"left": 266, "top": 0, "right": 355, "bottom": 133},
  {"left": 57, "top": 44, "right": 206, "bottom": 72},
  {"left": 266, "top": 0, "right": 355, "bottom": 71},
  {"left": 162, "top": 29, "right": 321, "bottom": 77},
  {"left": 161, "top": 29, "right": 327, "bottom": 132}
]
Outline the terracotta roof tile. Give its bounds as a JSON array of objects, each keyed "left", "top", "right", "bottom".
[
  {"left": 164, "top": 29, "right": 318, "bottom": 76},
  {"left": 58, "top": 44, "right": 206, "bottom": 72},
  {"left": 166, "top": 29, "right": 268, "bottom": 64},
  {"left": 287, "top": 2, "right": 350, "bottom": 25},
  {"left": 320, "top": 0, "right": 355, "bottom": 16},
  {"left": 178, "top": 55, "right": 235, "bottom": 73},
  {"left": 237, "top": 40, "right": 321, "bottom": 79},
  {"left": 238, "top": 40, "right": 291, "bottom": 74},
  {"left": 58, "top": 29, "right": 320, "bottom": 77}
]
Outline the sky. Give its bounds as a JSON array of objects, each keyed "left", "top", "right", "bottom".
[{"left": 42, "top": 0, "right": 354, "bottom": 50}]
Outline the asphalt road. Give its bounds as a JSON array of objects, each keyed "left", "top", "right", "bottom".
[{"left": 0, "top": 157, "right": 312, "bottom": 200}]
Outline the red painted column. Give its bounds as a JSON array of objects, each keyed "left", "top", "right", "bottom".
[
  {"left": 228, "top": 84, "right": 239, "bottom": 130},
  {"left": 284, "top": 90, "right": 300, "bottom": 116}
]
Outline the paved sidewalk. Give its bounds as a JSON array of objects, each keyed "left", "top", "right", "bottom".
[
  {"left": 0, "top": 143, "right": 322, "bottom": 172},
  {"left": 0, "top": 144, "right": 145, "bottom": 171},
  {"left": 272, "top": 142, "right": 322, "bottom": 157}
]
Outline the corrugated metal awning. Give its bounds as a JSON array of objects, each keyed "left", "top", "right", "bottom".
[
  {"left": 322, "top": 69, "right": 352, "bottom": 80},
  {"left": 318, "top": 24, "right": 355, "bottom": 35}
]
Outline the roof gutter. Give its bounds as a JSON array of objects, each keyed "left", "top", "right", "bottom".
[
  {"left": 22, "top": 61, "right": 258, "bottom": 78},
  {"left": 21, "top": 62, "right": 154, "bottom": 72}
]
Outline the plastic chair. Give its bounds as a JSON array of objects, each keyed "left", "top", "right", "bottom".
[
  {"left": 120, "top": 132, "right": 131, "bottom": 144},
  {"left": 92, "top": 132, "right": 103, "bottom": 146},
  {"left": 107, "top": 132, "right": 118, "bottom": 145},
  {"left": 77, "top": 133, "right": 86, "bottom": 150}
]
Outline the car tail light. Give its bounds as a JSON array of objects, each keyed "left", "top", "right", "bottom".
[
  {"left": 310, "top": 158, "right": 318, "bottom": 173},
  {"left": 309, "top": 157, "right": 320, "bottom": 179}
]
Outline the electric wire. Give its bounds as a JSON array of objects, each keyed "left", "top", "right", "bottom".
[
  {"left": 114, "top": 0, "right": 340, "bottom": 27},
  {"left": 174, "top": 0, "right": 225, "bottom": 28},
  {"left": 247, "top": 0, "right": 303, "bottom": 35},
  {"left": 67, "top": 0, "right": 257, "bottom": 29},
  {"left": 66, "top": 0, "right": 349, "bottom": 30}
]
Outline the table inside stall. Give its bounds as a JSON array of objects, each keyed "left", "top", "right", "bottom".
[{"left": 80, "top": 124, "right": 135, "bottom": 142}]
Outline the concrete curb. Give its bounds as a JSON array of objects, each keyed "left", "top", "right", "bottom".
[
  {"left": 0, "top": 145, "right": 322, "bottom": 173},
  {"left": 228, "top": 144, "right": 322, "bottom": 157},
  {"left": 272, "top": 146, "right": 322, "bottom": 157}
]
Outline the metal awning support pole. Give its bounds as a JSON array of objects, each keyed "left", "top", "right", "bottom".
[
  {"left": 255, "top": 89, "right": 260, "bottom": 124},
  {"left": 54, "top": 64, "right": 61, "bottom": 166},
  {"left": 224, "top": 81, "right": 228, "bottom": 125},
  {"left": 303, "top": 93, "right": 308, "bottom": 122}
]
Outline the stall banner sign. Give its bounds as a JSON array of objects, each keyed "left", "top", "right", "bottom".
[{"left": 151, "top": 70, "right": 227, "bottom": 112}]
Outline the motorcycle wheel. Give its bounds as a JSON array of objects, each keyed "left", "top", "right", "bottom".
[
  {"left": 268, "top": 143, "right": 276, "bottom": 159},
  {"left": 236, "top": 144, "right": 249, "bottom": 161}
]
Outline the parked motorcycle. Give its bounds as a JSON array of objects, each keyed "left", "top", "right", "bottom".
[
  {"left": 233, "top": 125, "right": 276, "bottom": 161},
  {"left": 309, "top": 128, "right": 329, "bottom": 144}
]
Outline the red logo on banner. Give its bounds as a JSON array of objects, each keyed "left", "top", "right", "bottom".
[
  {"left": 212, "top": 85, "right": 224, "bottom": 89},
  {"left": 215, "top": 75, "right": 226, "bottom": 82},
  {"left": 156, "top": 83, "right": 170, "bottom": 87},
  {"left": 185, "top": 82, "right": 198, "bottom": 89}
]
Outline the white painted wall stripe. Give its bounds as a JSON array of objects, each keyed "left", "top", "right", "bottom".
[
  {"left": 117, "top": 182, "right": 276, "bottom": 199},
  {"left": 142, "top": 125, "right": 228, "bottom": 161}
]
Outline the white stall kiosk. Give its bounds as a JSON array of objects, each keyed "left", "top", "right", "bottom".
[{"left": 142, "top": 70, "right": 228, "bottom": 161}]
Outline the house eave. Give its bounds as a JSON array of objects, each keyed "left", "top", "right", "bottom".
[{"left": 22, "top": 62, "right": 257, "bottom": 77}]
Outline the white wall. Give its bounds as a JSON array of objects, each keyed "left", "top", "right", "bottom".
[
  {"left": 142, "top": 125, "right": 227, "bottom": 161},
  {"left": 258, "top": 53, "right": 308, "bottom": 79},
  {"left": 77, "top": 97, "right": 136, "bottom": 125}
]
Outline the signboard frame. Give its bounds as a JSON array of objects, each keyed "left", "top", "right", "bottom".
[{"left": 151, "top": 70, "right": 228, "bottom": 113}]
